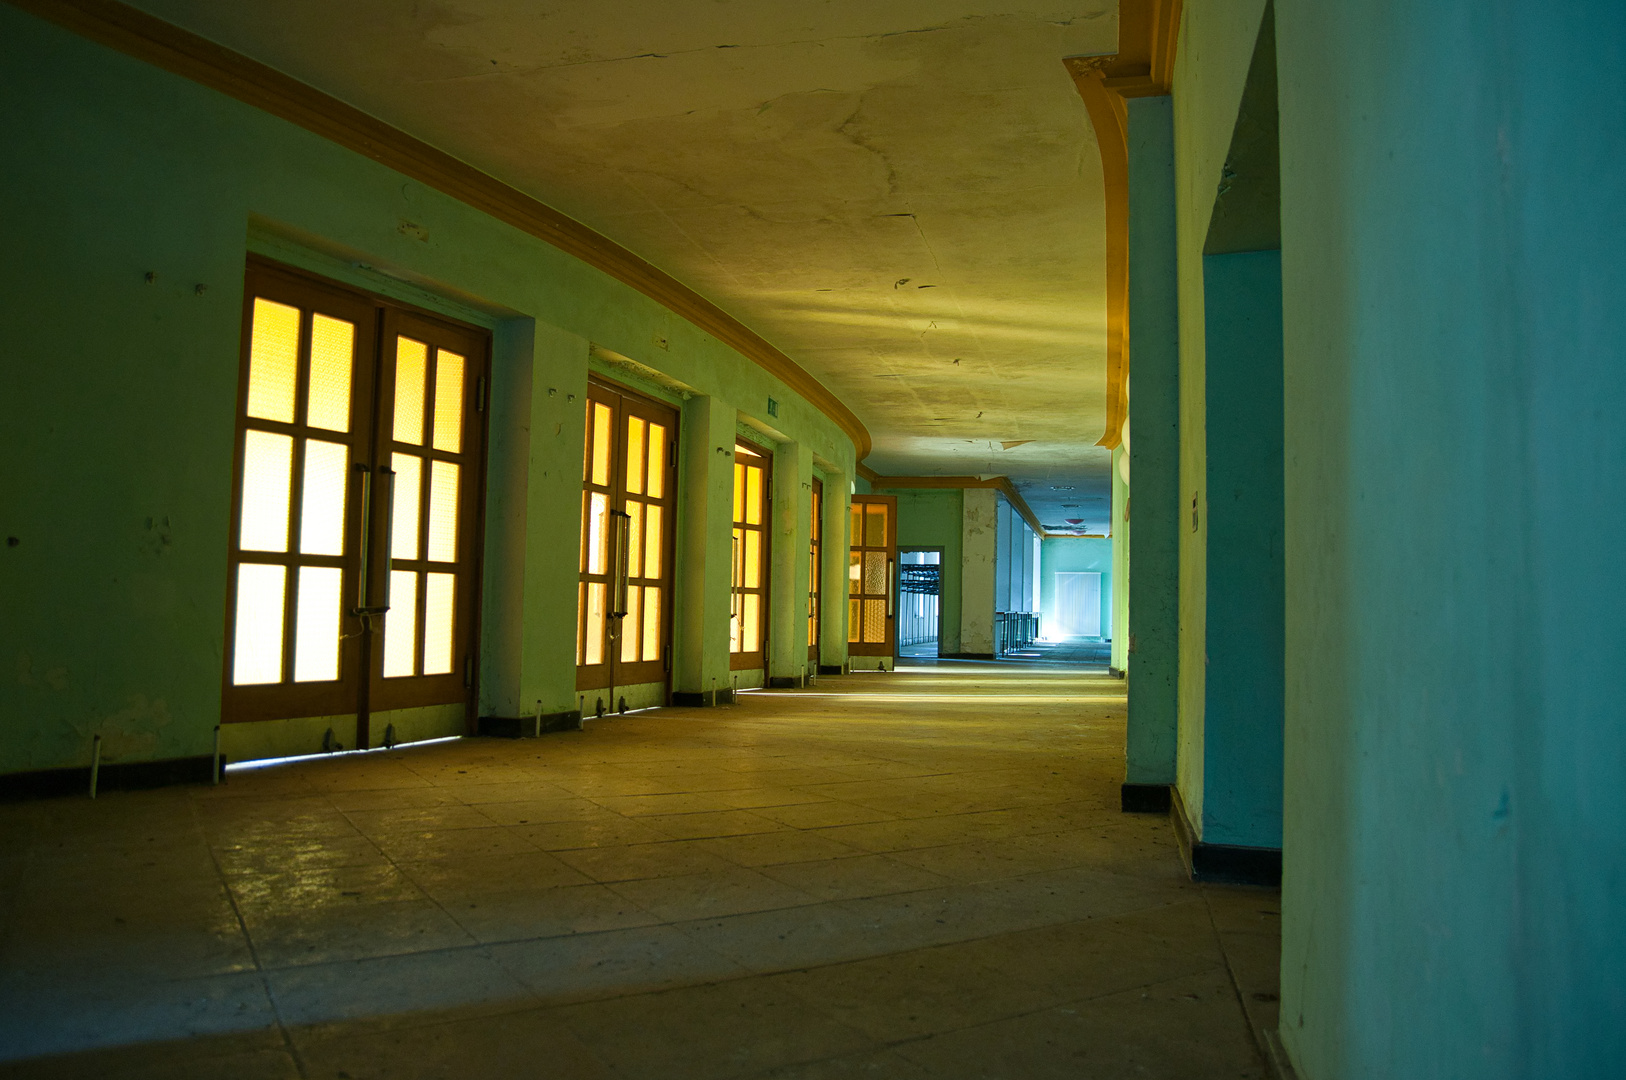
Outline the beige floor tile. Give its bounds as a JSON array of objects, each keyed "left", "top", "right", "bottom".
[
  {"left": 752, "top": 801, "right": 898, "bottom": 829},
  {"left": 636, "top": 809, "right": 787, "bottom": 840},
  {"left": 394, "top": 849, "right": 590, "bottom": 893},
  {"left": 242, "top": 897, "right": 475, "bottom": 968},
  {"left": 556, "top": 976, "right": 875, "bottom": 1080},
  {"left": 488, "top": 925, "right": 748, "bottom": 1005},
  {"left": 370, "top": 826, "right": 539, "bottom": 863},
  {"left": 507, "top": 814, "right": 675, "bottom": 851},
  {"left": 468, "top": 796, "right": 611, "bottom": 826},
  {"left": 756, "top": 853, "right": 955, "bottom": 902},
  {"left": 294, "top": 1007, "right": 613, "bottom": 1080},
  {"left": 695, "top": 829, "right": 865, "bottom": 867},
  {"left": 609, "top": 867, "right": 818, "bottom": 922},
  {"left": 553, "top": 839, "right": 740, "bottom": 883},
  {"left": 438, "top": 881, "right": 662, "bottom": 943}
]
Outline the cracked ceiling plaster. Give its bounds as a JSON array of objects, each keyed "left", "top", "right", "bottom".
[{"left": 131, "top": 0, "right": 1119, "bottom": 533}]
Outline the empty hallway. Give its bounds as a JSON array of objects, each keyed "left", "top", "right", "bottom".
[{"left": 0, "top": 666, "right": 1279, "bottom": 1078}]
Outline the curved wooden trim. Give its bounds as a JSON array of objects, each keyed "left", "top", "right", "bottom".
[
  {"left": 1064, "top": 0, "right": 1183, "bottom": 451},
  {"left": 9, "top": 0, "right": 871, "bottom": 460}
]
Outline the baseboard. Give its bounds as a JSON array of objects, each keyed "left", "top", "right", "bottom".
[
  {"left": 766, "top": 676, "right": 806, "bottom": 689},
  {"left": 817, "top": 665, "right": 844, "bottom": 675},
  {"left": 0, "top": 754, "right": 223, "bottom": 801},
  {"left": 1262, "top": 1029, "right": 1301, "bottom": 1080},
  {"left": 1121, "top": 782, "right": 1172, "bottom": 813},
  {"left": 671, "top": 689, "right": 737, "bottom": 707},
  {"left": 476, "top": 711, "right": 582, "bottom": 738},
  {"left": 938, "top": 652, "right": 996, "bottom": 661},
  {"left": 1169, "top": 785, "right": 1283, "bottom": 886},
  {"left": 1108, "top": 666, "right": 1126, "bottom": 679}
]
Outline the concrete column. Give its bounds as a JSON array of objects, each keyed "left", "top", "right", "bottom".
[
  {"left": 1123, "top": 94, "right": 1181, "bottom": 802},
  {"left": 768, "top": 441, "right": 812, "bottom": 684},
  {"left": 959, "top": 487, "right": 997, "bottom": 657},
  {"left": 671, "top": 395, "right": 735, "bottom": 703},
  {"left": 478, "top": 320, "right": 585, "bottom": 723},
  {"left": 817, "top": 471, "right": 849, "bottom": 671}
]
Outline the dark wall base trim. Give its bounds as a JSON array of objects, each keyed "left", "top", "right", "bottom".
[
  {"left": 818, "top": 665, "right": 844, "bottom": 675},
  {"left": 671, "top": 689, "right": 737, "bottom": 707},
  {"left": 476, "top": 711, "right": 583, "bottom": 738},
  {"left": 1169, "top": 786, "right": 1282, "bottom": 886},
  {"left": 1108, "top": 666, "right": 1126, "bottom": 679},
  {"left": 0, "top": 754, "right": 223, "bottom": 801},
  {"left": 1121, "top": 782, "right": 1172, "bottom": 813},
  {"left": 938, "top": 652, "right": 996, "bottom": 661},
  {"left": 767, "top": 676, "right": 806, "bottom": 689}
]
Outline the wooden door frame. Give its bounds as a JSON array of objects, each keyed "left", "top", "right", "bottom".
[{"left": 847, "top": 494, "right": 899, "bottom": 658}]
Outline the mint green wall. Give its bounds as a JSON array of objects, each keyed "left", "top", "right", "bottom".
[
  {"left": 959, "top": 488, "right": 998, "bottom": 655},
  {"left": 1276, "top": 1, "right": 1626, "bottom": 1075},
  {"left": 1039, "top": 538, "right": 1112, "bottom": 640},
  {"left": 881, "top": 488, "right": 963, "bottom": 655},
  {"left": 1110, "top": 446, "right": 1129, "bottom": 671},
  {"left": 1124, "top": 94, "right": 1181, "bottom": 786},
  {"left": 0, "top": 7, "right": 854, "bottom": 772}
]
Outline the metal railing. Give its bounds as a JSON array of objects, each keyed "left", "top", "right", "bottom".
[{"left": 994, "top": 611, "right": 1039, "bottom": 657}]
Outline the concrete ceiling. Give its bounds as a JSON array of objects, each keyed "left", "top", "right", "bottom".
[{"left": 130, "top": 0, "right": 1118, "bottom": 533}]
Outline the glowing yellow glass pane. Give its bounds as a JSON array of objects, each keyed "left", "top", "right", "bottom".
[
  {"left": 383, "top": 571, "right": 417, "bottom": 677},
  {"left": 743, "top": 593, "right": 760, "bottom": 653},
  {"left": 427, "top": 461, "right": 460, "bottom": 562},
  {"left": 621, "top": 586, "right": 641, "bottom": 662},
  {"left": 293, "top": 566, "right": 342, "bottom": 683},
  {"left": 584, "top": 583, "right": 606, "bottom": 665},
  {"left": 642, "top": 587, "right": 661, "bottom": 660},
  {"left": 733, "top": 463, "right": 745, "bottom": 524},
  {"left": 848, "top": 598, "right": 860, "bottom": 642},
  {"left": 591, "top": 403, "right": 612, "bottom": 486},
  {"left": 587, "top": 492, "right": 609, "bottom": 575},
  {"left": 730, "top": 591, "right": 742, "bottom": 653},
  {"left": 576, "top": 583, "right": 586, "bottom": 665},
  {"left": 746, "top": 466, "right": 763, "bottom": 525},
  {"left": 866, "top": 503, "right": 888, "bottom": 547},
  {"left": 745, "top": 530, "right": 762, "bottom": 588},
  {"left": 432, "top": 350, "right": 464, "bottom": 453},
  {"left": 390, "top": 454, "right": 422, "bottom": 561},
  {"left": 626, "top": 417, "right": 646, "bottom": 495},
  {"left": 732, "top": 528, "right": 744, "bottom": 588},
  {"left": 849, "top": 504, "right": 861, "bottom": 546},
  {"left": 625, "top": 501, "right": 643, "bottom": 580},
  {"left": 646, "top": 424, "right": 666, "bottom": 499},
  {"left": 422, "top": 572, "right": 455, "bottom": 674},
  {"left": 239, "top": 430, "right": 293, "bottom": 552},
  {"left": 247, "top": 298, "right": 298, "bottom": 423},
  {"left": 307, "top": 314, "right": 353, "bottom": 432},
  {"left": 848, "top": 551, "right": 862, "bottom": 595},
  {"left": 865, "top": 552, "right": 888, "bottom": 595},
  {"left": 394, "top": 337, "right": 428, "bottom": 445},
  {"left": 644, "top": 505, "right": 662, "bottom": 579},
  {"left": 232, "top": 563, "right": 286, "bottom": 685},
  {"left": 299, "top": 439, "right": 347, "bottom": 556},
  {"left": 864, "top": 598, "right": 886, "bottom": 643}
]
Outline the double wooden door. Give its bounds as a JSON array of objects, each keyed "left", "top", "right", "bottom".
[
  {"left": 730, "top": 440, "right": 771, "bottom": 671},
  {"left": 576, "top": 379, "right": 678, "bottom": 703},
  {"left": 223, "top": 260, "right": 488, "bottom": 746},
  {"left": 848, "top": 495, "right": 898, "bottom": 657},
  {"left": 808, "top": 477, "right": 823, "bottom": 665}
]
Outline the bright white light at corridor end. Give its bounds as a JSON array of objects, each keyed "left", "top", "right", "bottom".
[{"left": 223, "top": 736, "right": 462, "bottom": 773}]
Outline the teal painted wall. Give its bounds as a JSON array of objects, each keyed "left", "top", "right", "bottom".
[
  {"left": 883, "top": 488, "right": 963, "bottom": 655},
  {"left": 0, "top": 7, "right": 854, "bottom": 772},
  {"left": 1124, "top": 94, "right": 1181, "bottom": 785},
  {"left": 1039, "top": 538, "right": 1112, "bottom": 640},
  {"left": 1276, "top": 1, "right": 1626, "bottom": 1075},
  {"left": 1172, "top": 0, "right": 1278, "bottom": 844},
  {"left": 1196, "top": 250, "right": 1283, "bottom": 848}
]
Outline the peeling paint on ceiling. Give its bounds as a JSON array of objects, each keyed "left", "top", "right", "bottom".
[{"left": 130, "top": 0, "right": 1120, "bottom": 532}]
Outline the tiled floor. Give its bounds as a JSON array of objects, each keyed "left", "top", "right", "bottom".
[{"left": 0, "top": 661, "right": 1279, "bottom": 1078}]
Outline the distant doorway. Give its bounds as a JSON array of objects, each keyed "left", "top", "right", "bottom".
[
  {"left": 1051, "top": 571, "right": 1102, "bottom": 638},
  {"left": 898, "top": 549, "right": 942, "bottom": 657}
]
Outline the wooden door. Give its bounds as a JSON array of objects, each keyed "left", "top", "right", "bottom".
[
  {"left": 847, "top": 495, "right": 897, "bottom": 657},
  {"left": 730, "top": 440, "right": 771, "bottom": 671},
  {"left": 576, "top": 379, "right": 679, "bottom": 703},
  {"left": 223, "top": 260, "right": 489, "bottom": 746}
]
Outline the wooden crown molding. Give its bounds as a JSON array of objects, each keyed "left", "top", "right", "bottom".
[
  {"left": 10, "top": 0, "right": 872, "bottom": 461},
  {"left": 864, "top": 474, "right": 1050, "bottom": 538},
  {"left": 1064, "top": 0, "right": 1183, "bottom": 451}
]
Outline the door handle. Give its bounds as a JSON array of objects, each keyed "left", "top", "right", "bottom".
[
  {"left": 354, "top": 465, "right": 395, "bottom": 616},
  {"left": 610, "top": 508, "right": 631, "bottom": 619},
  {"left": 353, "top": 463, "right": 372, "bottom": 612},
  {"left": 887, "top": 558, "right": 896, "bottom": 619}
]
